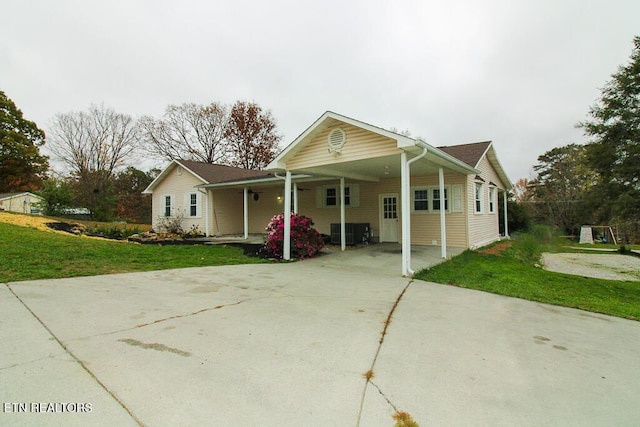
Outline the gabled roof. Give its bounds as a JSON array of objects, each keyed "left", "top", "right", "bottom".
[
  {"left": 0, "top": 192, "right": 42, "bottom": 201},
  {"left": 438, "top": 141, "right": 492, "bottom": 168},
  {"left": 143, "top": 159, "right": 274, "bottom": 194},
  {"left": 266, "top": 111, "right": 478, "bottom": 176},
  {"left": 439, "top": 141, "right": 511, "bottom": 189}
]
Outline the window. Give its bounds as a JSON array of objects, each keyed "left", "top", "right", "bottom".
[
  {"left": 189, "top": 193, "right": 197, "bottom": 217},
  {"left": 164, "top": 195, "right": 172, "bottom": 217},
  {"left": 432, "top": 188, "right": 448, "bottom": 211},
  {"left": 414, "top": 189, "right": 428, "bottom": 211},
  {"left": 488, "top": 187, "right": 496, "bottom": 213},
  {"left": 316, "top": 184, "right": 359, "bottom": 208},
  {"left": 413, "top": 185, "right": 460, "bottom": 213},
  {"left": 326, "top": 188, "right": 337, "bottom": 206},
  {"left": 324, "top": 186, "right": 351, "bottom": 207},
  {"left": 475, "top": 183, "right": 483, "bottom": 213}
]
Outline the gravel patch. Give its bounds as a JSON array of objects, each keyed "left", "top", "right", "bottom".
[{"left": 541, "top": 252, "right": 640, "bottom": 281}]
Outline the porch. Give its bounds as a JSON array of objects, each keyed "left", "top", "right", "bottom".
[{"left": 204, "top": 235, "right": 464, "bottom": 277}]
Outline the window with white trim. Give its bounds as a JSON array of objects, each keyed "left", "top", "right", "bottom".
[
  {"left": 412, "top": 185, "right": 461, "bottom": 213},
  {"left": 317, "top": 184, "right": 359, "bottom": 208},
  {"left": 488, "top": 187, "right": 496, "bottom": 213},
  {"left": 475, "top": 183, "right": 483, "bottom": 213},
  {"left": 164, "top": 195, "right": 172, "bottom": 217},
  {"left": 432, "top": 188, "right": 448, "bottom": 211},
  {"left": 189, "top": 193, "right": 197, "bottom": 217},
  {"left": 414, "top": 189, "right": 428, "bottom": 211}
]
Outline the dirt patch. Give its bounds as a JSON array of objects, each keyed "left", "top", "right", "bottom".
[{"left": 478, "top": 241, "right": 513, "bottom": 256}]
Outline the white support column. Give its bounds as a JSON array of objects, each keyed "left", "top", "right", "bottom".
[
  {"left": 400, "top": 152, "right": 409, "bottom": 276},
  {"left": 503, "top": 190, "right": 510, "bottom": 238},
  {"left": 293, "top": 182, "right": 299, "bottom": 214},
  {"left": 283, "top": 171, "right": 292, "bottom": 260},
  {"left": 340, "top": 177, "right": 346, "bottom": 251},
  {"left": 205, "top": 189, "right": 210, "bottom": 237},
  {"left": 439, "top": 167, "right": 447, "bottom": 259},
  {"left": 243, "top": 187, "right": 249, "bottom": 239}
]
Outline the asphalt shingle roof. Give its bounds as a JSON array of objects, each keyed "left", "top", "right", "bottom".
[
  {"left": 177, "top": 160, "right": 274, "bottom": 184},
  {"left": 437, "top": 141, "right": 491, "bottom": 168}
]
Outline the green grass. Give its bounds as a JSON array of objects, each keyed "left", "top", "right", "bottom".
[
  {"left": 415, "top": 232, "right": 640, "bottom": 321},
  {"left": 0, "top": 222, "right": 265, "bottom": 282}
]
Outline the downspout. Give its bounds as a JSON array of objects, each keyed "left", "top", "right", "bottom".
[{"left": 403, "top": 147, "right": 428, "bottom": 276}]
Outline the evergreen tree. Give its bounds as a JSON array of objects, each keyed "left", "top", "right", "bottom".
[{"left": 579, "top": 36, "right": 640, "bottom": 222}]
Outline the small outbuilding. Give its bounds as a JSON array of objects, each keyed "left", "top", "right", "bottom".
[{"left": 0, "top": 192, "right": 43, "bottom": 214}]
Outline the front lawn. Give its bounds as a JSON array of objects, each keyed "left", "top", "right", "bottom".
[
  {"left": 0, "top": 222, "right": 265, "bottom": 282},
  {"left": 414, "top": 234, "right": 640, "bottom": 321}
]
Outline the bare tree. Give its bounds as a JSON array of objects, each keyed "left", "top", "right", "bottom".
[
  {"left": 225, "top": 101, "right": 281, "bottom": 170},
  {"left": 139, "top": 102, "right": 229, "bottom": 164},
  {"left": 48, "top": 104, "right": 139, "bottom": 176},
  {"left": 511, "top": 178, "right": 532, "bottom": 203},
  {"left": 48, "top": 104, "right": 140, "bottom": 220}
]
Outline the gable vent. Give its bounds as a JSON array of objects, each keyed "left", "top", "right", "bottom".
[{"left": 327, "top": 128, "right": 346, "bottom": 154}]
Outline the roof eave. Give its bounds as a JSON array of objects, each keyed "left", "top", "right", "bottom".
[{"left": 199, "top": 174, "right": 312, "bottom": 189}]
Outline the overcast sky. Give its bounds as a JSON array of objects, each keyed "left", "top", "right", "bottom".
[{"left": 2, "top": 0, "right": 639, "bottom": 182}]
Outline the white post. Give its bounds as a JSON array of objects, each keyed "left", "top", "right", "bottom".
[
  {"left": 340, "top": 177, "right": 346, "bottom": 251},
  {"left": 293, "top": 182, "right": 299, "bottom": 214},
  {"left": 284, "top": 171, "right": 292, "bottom": 260},
  {"left": 243, "top": 187, "right": 249, "bottom": 239},
  {"left": 204, "top": 189, "right": 210, "bottom": 237},
  {"left": 439, "top": 167, "right": 447, "bottom": 259},
  {"left": 503, "top": 190, "right": 510, "bottom": 238},
  {"left": 400, "top": 152, "right": 409, "bottom": 276}
]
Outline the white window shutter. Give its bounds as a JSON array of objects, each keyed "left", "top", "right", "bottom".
[{"left": 452, "top": 185, "right": 463, "bottom": 213}]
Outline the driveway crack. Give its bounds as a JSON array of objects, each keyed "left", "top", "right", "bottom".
[
  {"left": 6, "top": 284, "right": 144, "bottom": 426},
  {"left": 68, "top": 298, "right": 253, "bottom": 342},
  {"left": 356, "top": 279, "right": 414, "bottom": 426}
]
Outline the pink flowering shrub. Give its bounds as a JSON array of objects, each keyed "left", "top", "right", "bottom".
[{"left": 263, "top": 213, "right": 324, "bottom": 259}]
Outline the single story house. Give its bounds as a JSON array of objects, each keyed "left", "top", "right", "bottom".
[
  {"left": 0, "top": 192, "right": 43, "bottom": 214},
  {"left": 144, "top": 111, "right": 512, "bottom": 275}
]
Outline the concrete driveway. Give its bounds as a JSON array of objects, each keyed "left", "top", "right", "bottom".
[{"left": 2, "top": 255, "right": 640, "bottom": 426}]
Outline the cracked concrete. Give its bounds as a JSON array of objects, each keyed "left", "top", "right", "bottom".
[
  {"left": 3, "top": 254, "right": 640, "bottom": 426},
  {"left": 357, "top": 279, "right": 414, "bottom": 425}
]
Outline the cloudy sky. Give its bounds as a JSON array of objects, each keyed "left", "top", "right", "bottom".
[{"left": 2, "top": 0, "right": 638, "bottom": 181}]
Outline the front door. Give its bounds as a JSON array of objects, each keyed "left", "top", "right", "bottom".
[{"left": 379, "top": 193, "right": 399, "bottom": 242}]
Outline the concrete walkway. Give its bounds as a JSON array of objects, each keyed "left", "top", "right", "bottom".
[{"left": 2, "top": 259, "right": 640, "bottom": 426}]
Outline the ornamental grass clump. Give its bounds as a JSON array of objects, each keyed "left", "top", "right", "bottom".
[{"left": 263, "top": 213, "right": 324, "bottom": 259}]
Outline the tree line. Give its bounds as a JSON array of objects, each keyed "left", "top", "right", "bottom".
[
  {"left": 0, "top": 97, "right": 281, "bottom": 222},
  {"left": 2, "top": 36, "right": 638, "bottom": 231},
  {"left": 518, "top": 36, "right": 640, "bottom": 242}
]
